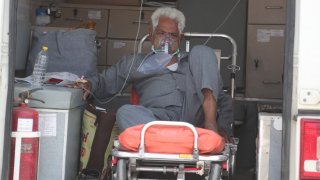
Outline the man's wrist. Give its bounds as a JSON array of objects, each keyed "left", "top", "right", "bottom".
[{"left": 204, "top": 122, "right": 218, "bottom": 132}]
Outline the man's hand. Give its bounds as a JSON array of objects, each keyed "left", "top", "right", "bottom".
[{"left": 66, "top": 78, "right": 92, "bottom": 100}]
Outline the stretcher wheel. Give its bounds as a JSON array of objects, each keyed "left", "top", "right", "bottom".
[
  {"left": 208, "top": 163, "right": 222, "bottom": 180},
  {"left": 116, "top": 159, "right": 127, "bottom": 180}
]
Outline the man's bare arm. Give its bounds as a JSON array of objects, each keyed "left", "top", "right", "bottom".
[{"left": 202, "top": 88, "right": 218, "bottom": 133}]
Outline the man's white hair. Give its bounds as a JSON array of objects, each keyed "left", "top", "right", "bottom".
[{"left": 151, "top": 7, "right": 186, "bottom": 34}]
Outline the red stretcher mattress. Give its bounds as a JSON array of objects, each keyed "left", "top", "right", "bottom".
[{"left": 118, "top": 124, "right": 225, "bottom": 154}]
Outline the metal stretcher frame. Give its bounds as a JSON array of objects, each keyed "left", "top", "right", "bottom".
[
  {"left": 113, "top": 121, "right": 230, "bottom": 162},
  {"left": 112, "top": 121, "right": 237, "bottom": 180},
  {"left": 138, "top": 32, "right": 239, "bottom": 98}
]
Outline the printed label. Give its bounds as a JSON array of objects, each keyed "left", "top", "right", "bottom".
[
  {"left": 39, "top": 113, "right": 57, "bottom": 137},
  {"left": 17, "top": 118, "right": 33, "bottom": 132},
  {"left": 179, "top": 154, "right": 192, "bottom": 159},
  {"left": 113, "top": 41, "right": 127, "bottom": 48},
  {"left": 257, "top": 29, "right": 284, "bottom": 42},
  {"left": 88, "top": 10, "right": 102, "bottom": 20}
]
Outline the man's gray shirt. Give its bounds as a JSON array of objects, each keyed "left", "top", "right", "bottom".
[{"left": 87, "top": 45, "right": 233, "bottom": 134}]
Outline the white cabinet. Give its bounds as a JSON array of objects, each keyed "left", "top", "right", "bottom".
[
  {"left": 245, "top": 25, "right": 285, "bottom": 99},
  {"left": 51, "top": 7, "right": 109, "bottom": 38},
  {"left": 107, "top": 39, "right": 151, "bottom": 65},
  {"left": 257, "top": 113, "right": 282, "bottom": 180},
  {"left": 248, "top": 0, "right": 286, "bottom": 24},
  {"left": 46, "top": 5, "right": 155, "bottom": 70},
  {"left": 46, "top": 7, "right": 109, "bottom": 68},
  {"left": 14, "top": 84, "right": 85, "bottom": 180},
  {"left": 245, "top": 0, "right": 286, "bottom": 99},
  {"left": 107, "top": 9, "right": 153, "bottom": 66},
  {"left": 108, "top": 9, "right": 152, "bottom": 39}
]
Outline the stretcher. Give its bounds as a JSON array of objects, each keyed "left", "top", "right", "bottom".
[
  {"left": 111, "top": 121, "right": 238, "bottom": 180},
  {"left": 111, "top": 33, "right": 239, "bottom": 180}
]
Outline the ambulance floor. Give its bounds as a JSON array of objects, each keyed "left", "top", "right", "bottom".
[
  {"left": 129, "top": 168, "right": 255, "bottom": 180},
  {"left": 232, "top": 168, "right": 256, "bottom": 180}
]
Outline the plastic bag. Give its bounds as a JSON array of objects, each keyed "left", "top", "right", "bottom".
[{"left": 137, "top": 52, "right": 172, "bottom": 74}]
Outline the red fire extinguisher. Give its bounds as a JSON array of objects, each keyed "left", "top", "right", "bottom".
[{"left": 9, "top": 88, "right": 44, "bottom": 180}]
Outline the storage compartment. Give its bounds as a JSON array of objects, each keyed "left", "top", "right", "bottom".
[
  {"left": 66, "top": 0, "right": 141, "bottom": 6},
  {"left": 107, "top": 39, "right": 152, "bottom": 65},
  {"left": 256, "top": 113, "right": 282, "bottom": 180},
  {"left": 245, "top": 25, "right": 285, "bottom": 99},
  {"left": 108, "top": 9, "right": 152, "bottom": 39},
  {"left": 51, "top": 7, "right": 109, "bottom": 38},
  {"left": 96, "top": 38, "right": 107, "bottom": 65},
  {"left": 102, "top": 0, "right": 141, "bottom": 6},
  {"left": 14, "top": 84, "right": 85, "bottom": 180},
  {"left": 248, "top": 0, "right": 286, "bottom": 24}
]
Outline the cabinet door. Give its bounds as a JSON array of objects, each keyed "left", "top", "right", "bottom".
[
  {"left": 248, "top": 0, "right": 286, "bottom": 24},
  {"left": 96, "top": 38, "right": 107, "bottom": 65},
  {"left": 107, "top": 39, "right": 152, "bottom": 65},
  {"left": 245, "top": 25, "right": 285, "bottom": 99},
  {"left": 66, "top": 0, "right": 140, "bottom": 6},
  {"left": 108, "top": 9, "right": 153, "bottom": 39},
  {"left": 53, "top": 7, "right": 108, "bottom": 38}
]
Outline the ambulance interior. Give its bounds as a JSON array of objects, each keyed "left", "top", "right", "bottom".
[{"left": 11, "top": 0, "right": 286, "bottom": 179}]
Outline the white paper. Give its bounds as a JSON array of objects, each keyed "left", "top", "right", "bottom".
[
  {"left": 270, "top": 29, "right": 284, "bottom": 37},
  {"left": 257, "top": 29, "right": 271, "bottom": 42},
  {"left": 47, "top": 72, "right": 79, "bottom": 82},
  {"left": 113, "top": 41, "right": 126, "bottom": 48},
  {"left": 39, "top": 113, "right": 57, "bottom": 137},
  {"left": 257, "top": 29, "right": 284, "bottom": 43},
  {"left": 15, "top": 72, "right": 79, "bottom": 85},
  {"left": 88, "top": 10, "right": 102, "bottom": 20},
  {"left": 17, "top": 118, "right": 33, "bottom": 132},
  {"left": 15, "top": 76, "right": 33, "bottom": 84}
]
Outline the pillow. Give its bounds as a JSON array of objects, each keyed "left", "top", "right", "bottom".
[
  {"left": 118, "top": 124, "right": 225, "bottom": 154},
  {"left": 26, "top": 28, "right": 97, "bottom": 77}
]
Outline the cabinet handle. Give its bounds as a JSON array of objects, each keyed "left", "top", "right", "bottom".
[
  {"left": 73, "top": 8, "right": 78, "bottom": 16},
  {"left": 262, "top": 81, "right": 281, "bottom": 84},
  {"left": 132, "top": 20, "right": 150, "bottom": 24},
  {"left": 95, "top": 39, "right": 102, "bottom": 49},
  {"left": 265, "top": 6, "right": 283, "bottom": 9},
  {"left": 254, "top": 59, "right": 259, "bottom": 69}
]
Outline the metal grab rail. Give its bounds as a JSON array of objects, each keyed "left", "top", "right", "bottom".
[{"left": 137, "top": 32, "right": 239, "bottom": 98}]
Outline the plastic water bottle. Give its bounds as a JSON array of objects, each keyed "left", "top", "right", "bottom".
[{"left": 32, "top": 46, "right": 49, "bottom": 87}]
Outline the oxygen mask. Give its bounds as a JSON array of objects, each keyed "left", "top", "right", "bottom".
[
  {"left": 137, "top": 33, "right": 180, "bottom": 74},
  {"left": 159, "top": 33, "right": 173, "bottom": 53},
  {"left": 152, "top": 33, "right": 179, "bottom": 55}
]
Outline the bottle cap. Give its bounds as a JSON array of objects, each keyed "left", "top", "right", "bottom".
[{"left": 42, "top": 46, "right": 48, "bottom": 51}]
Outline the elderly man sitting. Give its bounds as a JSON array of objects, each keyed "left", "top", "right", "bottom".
[{"left": 74, "top": 7, "right": 233, "bottom": 137}]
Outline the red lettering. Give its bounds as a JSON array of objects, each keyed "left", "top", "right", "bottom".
[{"left": 82, "top": 132, "right": 89, "bottom": 142}]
